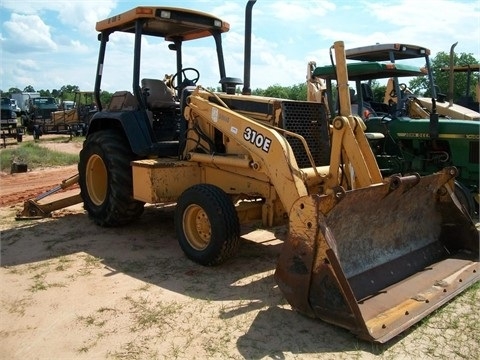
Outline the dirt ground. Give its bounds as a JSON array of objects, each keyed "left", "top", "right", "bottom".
[{"left": 0, "top": 137, "right": 479, "bottom": 360}]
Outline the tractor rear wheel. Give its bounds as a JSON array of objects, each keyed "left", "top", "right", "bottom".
[
  {"left": 454, "top": 180, "right": 476, "bottom": 218},
  {"left": 175, "top": 184, "right": 240, "bottom": 266},
  {"left": 78, "top": 130, "right": 144, "bottom": 226}
]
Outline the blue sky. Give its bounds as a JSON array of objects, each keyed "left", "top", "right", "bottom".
[{"left": 1, "top": 0, "right": 479, "bottom": 93}]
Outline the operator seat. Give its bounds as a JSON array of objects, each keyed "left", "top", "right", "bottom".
[
  {"left": 350, "top": 88, "right": 360, "bottom": 116},
  {"left": 360, "top": 83, "right": 377, "bottom": 118},
  {"left": 141, "top": 78, "right": 177, "bottom": 109},
  {"left": 361, "top": 83, "right": 374, "bottom": 102}
]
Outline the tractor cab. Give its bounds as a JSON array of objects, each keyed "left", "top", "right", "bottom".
[
  {"left": 309, "top": 44, "right": 480, "bottom": 216},
  {"left": 311, "top": 61, "right": 426, "bottom": 120},
  {"left": 91, "top": 6, "right": 232, "bottom": 156}
]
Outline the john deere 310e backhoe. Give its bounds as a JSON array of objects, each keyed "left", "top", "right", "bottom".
[{"left": 17, "top": 0, "right": 479, "bottom": 343}]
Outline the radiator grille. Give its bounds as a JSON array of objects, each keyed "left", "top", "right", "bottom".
[{"left": 281, "top": 101, "right": 330, "bottom": 167}]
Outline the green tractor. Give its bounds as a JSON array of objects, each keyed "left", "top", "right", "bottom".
[{"left": 309, "top": 44, "right": 479, "bottom": 217}]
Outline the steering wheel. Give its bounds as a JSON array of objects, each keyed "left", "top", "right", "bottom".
[
  {"left": 171, "top": 67, "right": 200, "bottom": 90},
  {"left": 390, "top": 83, "right": 410, "bottom": 98}
]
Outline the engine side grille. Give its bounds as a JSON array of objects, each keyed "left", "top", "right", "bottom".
[{"left": 281, "top": 101, "right": 330, "bottom": 167}]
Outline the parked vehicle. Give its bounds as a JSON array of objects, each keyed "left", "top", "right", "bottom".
[
  {"left": 10, "top": 99, "right": 21, "bottom": 114},
  {"left": 0, "top": 97, "right": 24, "bottom": 144},
  {"left": 11, "top": 92, "right": 40, "bottom": 114},
  {"left": 21, "top": 96, "right": 59, "bottom": 138}
]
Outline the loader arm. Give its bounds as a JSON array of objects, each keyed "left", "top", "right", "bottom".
[
  {"left": 184, "top": 88, "right": 310, "bottom": 213},
  {"left": 325, "top": 42, "right": 383, "bottom": 190}
]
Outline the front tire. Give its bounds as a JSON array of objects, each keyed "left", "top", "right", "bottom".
[
  {"left": 175, "top": 184, "right": 240, "bottom": 266},
  {"left": 78, "top": 130, "right": 144, "bottom": 226}
]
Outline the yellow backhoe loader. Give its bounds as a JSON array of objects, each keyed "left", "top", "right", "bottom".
[
  {"left": 384, "top": 77, "right": 480, "bottom": 120},
  {"left": 16, "top": 1, "right": 479, "bottom": 344}
]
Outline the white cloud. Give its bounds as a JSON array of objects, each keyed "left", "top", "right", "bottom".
[
  {"left": 3, "top": 14, "right": 57, "bottom": 53},
  {"left": 55, "top": 1, "right": 117, "bottom": 33},
  {"left": 70, "top": 40, "right": 90, "bottom": 53},
  {"left": 16, "top": 59, "right": 40, "bottom": 71},
  {"left": 364, "top": 0, "right": 480, "bottom": 55},
  {"left": 1, "top": 0, "right": 117, "bottom": 38}
]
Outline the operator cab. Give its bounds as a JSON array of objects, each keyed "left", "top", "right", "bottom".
[
  {"left": 312, "top": 61, "right": 425, "bottom": 120},
  {"left": 345, "top": 43, "right": 435, "bottom": 117},
  {"left": 91, "top": 6, "right": 232, "bottom": 156}
]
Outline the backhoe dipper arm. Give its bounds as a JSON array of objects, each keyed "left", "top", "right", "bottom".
[{"left": 184, "top": 89, "right": 309, "bottom": 213}]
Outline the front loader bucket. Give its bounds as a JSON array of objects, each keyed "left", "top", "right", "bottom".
[{"left": 275, "top": 167, "right": 479, "bottom": 343}]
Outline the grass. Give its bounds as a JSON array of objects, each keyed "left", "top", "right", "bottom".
[
  {"left": 46, "top": 135, "right": 85, "bottom": 144},
  {"left": 0, "top": 140, "right": 79, "bottom": 172}
]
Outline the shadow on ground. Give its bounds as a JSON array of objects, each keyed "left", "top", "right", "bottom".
[{"left": 1, "top": 205, "right": 398, "bottom": 357}]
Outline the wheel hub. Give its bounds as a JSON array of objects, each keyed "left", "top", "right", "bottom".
[
  {"left": 183, "top": 204, "right": 211, "bottom": 250},
  {"left": 85, "top": 154, "right": 108, "bottom": 206}
]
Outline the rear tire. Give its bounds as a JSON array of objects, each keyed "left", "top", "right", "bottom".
[
  {"left": 454, "top": 180, "right": 476, "bottom": 218},
  {"left": 175, "top": 184, "right": 240, "bottom": 266},
  {"left": 78, "top": 129, "right": 144, "bottom": 226}
]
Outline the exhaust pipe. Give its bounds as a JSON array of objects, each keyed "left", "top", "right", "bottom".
[
  {"left": 448, "top": 42, "right": 458, "bottom": 107},
  {"left": 242, "top": 0, "right": 256, "bottom": 95}
]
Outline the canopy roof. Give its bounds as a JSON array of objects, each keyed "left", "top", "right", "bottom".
[
  {"left": 96, "top": 6, "right": 229, "bottom": 41},
  {"left": 345, "top": 43, "right": 430, "bottom": 62}
]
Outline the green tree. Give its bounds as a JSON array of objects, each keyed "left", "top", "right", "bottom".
[
  {"left": 99, "top": 90, "right": 113, "bottom": 108},
  {"left": 369, "top": 80, "right": 386, "bottom": 101},
  {"left": 58, "top": 85, "right": 81, "bottom": 101},
  {"left": 24, "top": 85, "right": 35, "bottom": 92},
  {"left": 262, "top": 84, "right": 289, "bottom": 98},
  {"left": 251, "top": 88, "right": 265, "bottom": 96},
  {"left": 59, "top": 85, "right": 80, "bottom": 94},
  {"left": 288, "top": 83, "right": 307, "bottom": 100},
  {"left": 252, "top": 83, "right": 307, "bottom": 100},
  {"left": 408, "top": 51, "right": 478, "bottom": 100},
  {"left": 39, "top": 89, "right": 52, "bottom": 97}
]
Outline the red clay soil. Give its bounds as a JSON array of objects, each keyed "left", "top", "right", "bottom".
[{"left": 0, "top": 165, "right": 79, "bottom": 207}]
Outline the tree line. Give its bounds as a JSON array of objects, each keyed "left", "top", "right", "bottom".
[{"left": 1, "top": 51, "right": 477, "bottom": 106}]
